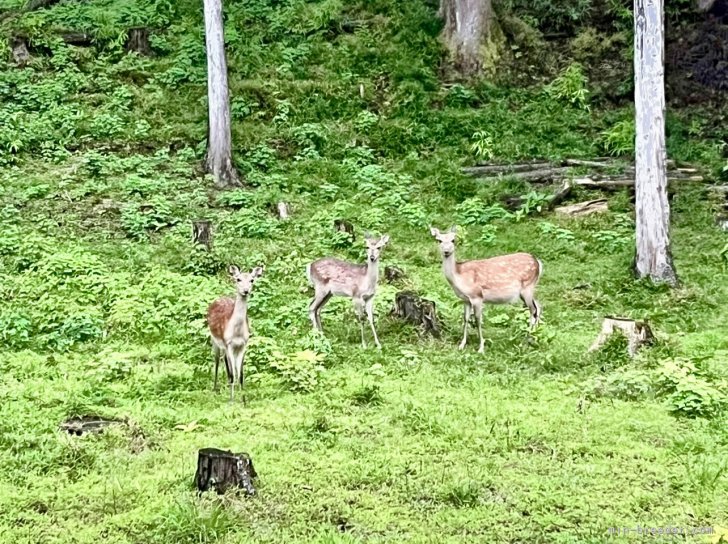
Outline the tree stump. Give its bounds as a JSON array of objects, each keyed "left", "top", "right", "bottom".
[
  {"left": 11, "top": 37, "right": 30, "bottom": 66},
  {"left": 588, "top": 316, "right": 655, "bottom": 357},
  {"left": 384, "top": 265, "right": 405, "bottom": 283},
  {"left": 333, "top": 219, "right": 355, "bottom": 245},
  {"left": 276, "top": 201, "right": 290, "bottom": 220},
  {"left": 195, "top": 448, "right": 257, "bottom": 495},
  {"left": 192, "top": 220, "right": 213, "bottom": 250},
  {"left": 125, "top": 28, "right": 152, "bottom": 56},
  {"left": 391, "top": 291, "right": 441, "bottom": 338}
]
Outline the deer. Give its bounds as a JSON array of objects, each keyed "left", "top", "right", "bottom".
[
  {"left": 207, "top": 265, "right": 263, "bottom": 403},
  {"left": 306, "top": 234, "right": 390, "bottom": 349},
  {"left": 430, "top": 226, "right": 543, "bottom": 353}
]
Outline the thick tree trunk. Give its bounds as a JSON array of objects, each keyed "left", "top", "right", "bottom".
[
  {"left": 633, "top": 0, "right": 678, "bottom": 285},
  {"left": 439, "top": 0, "right": 503, "bottom": 77},
  {"left": 203, "top": 0, "right": 239, "bottom": 188}
]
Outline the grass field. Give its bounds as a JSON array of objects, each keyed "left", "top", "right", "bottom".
[{"left": 1, "top": 0, "right": 727, "bottom": 542}]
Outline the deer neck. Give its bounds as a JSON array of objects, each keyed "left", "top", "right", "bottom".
[
  {"left": 231, "top": 294, "right": 250, "bottom": 337},
  {"left": 442, "top": 251, "right": 458, "bottom": 283},
  {"left": 363, "top": 259, "right": 380, "bottom": 292}
]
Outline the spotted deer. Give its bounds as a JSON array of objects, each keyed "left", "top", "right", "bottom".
[
  {"left": 430, "top": 227, "right": 543, "bottom": 353},
  {"left": 306, "top": 234, "right": 390, "bottom": 349},
  {"left": 207, "top": 265, "right": 263, "bottom": 403}
]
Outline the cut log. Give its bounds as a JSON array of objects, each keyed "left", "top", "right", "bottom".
[
  {"left": 588, "top": 317, "right": 654, "bottom": 357},
  {"left": 60, "top": 32, "right": 93, "bottom": 46},
  {"left": 125, "top": 27, "right": 152, "bottom": 56},
  {"left": 25, "top": 0, "right": 61, "bottom": 10},
  {"left": 60, "top": 415, "right": 123, "bottom": 436},
  {"left": 391, "top": 291, "right": 441, "bottom": 338},
  {"left": 194, "top": 448, "right": 257, "bottom": 495},
  {"left": 555, "top": 199, "right": 608, "bottom": 217},
  {"left": 384, "top": 265, "right": 405, "bottom": 283},
  {"left": 573, "top": 177, "right": 702, "bottom": 190},
  {"left": 192, "top": 220, "right": 213, "bottom": 250}
]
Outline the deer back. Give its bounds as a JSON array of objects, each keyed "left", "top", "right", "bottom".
[
  {"left": 308, "top": 257, "right": 370, "bottom": 298},
  {"left": 456, "top": 253, "right": 541, "bottom": 302}
]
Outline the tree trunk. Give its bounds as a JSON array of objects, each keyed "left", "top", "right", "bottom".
[
  {"left": 203, "top": 0, "right": 239, "bottom": 188},
  {"left": 633, "top": 0, "right": 678, "bottom": 286},
  {"left": 439, "top": 0, "right": 503, "bottom": 77}
]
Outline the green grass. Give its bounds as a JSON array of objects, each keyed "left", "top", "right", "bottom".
[{"left": 1, "top": 0, "right": 727, "bottom": 542}]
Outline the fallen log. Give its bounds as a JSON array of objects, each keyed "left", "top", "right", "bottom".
[
  {"left": 195, "top": 448, "right": 257, "bottom": 496},
  {"left": 555, "top": 199, "right": 608, "bottom": 217},
  {"left": 471, "top": 167, "right": 571, "bottom": 183},
  {"left": 391, "top": 291, "right": 441, "bottom": 338},
  {"left": 588, "top": 317, "right": 654, "bottom": 357},
  {"left": 462, "top": 161, "right": 552, "bottom": 176},
  {"left": 548, "top": 181, "right": 573, "bottom": 210}
]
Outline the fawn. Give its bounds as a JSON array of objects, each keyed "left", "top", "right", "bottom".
[
  {"left": 430, "top": 226, "right": 542, "bottom": 353},
  {"left": 207, "top": 265, "right": 263, "bottom": 403},
  {"left": 306, "top": 234, "right": 390, "bottom": 349}
]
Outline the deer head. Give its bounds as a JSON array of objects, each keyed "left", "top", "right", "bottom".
[
  {"left": 364, "top": 234, "right": 390, "bottom": 263},
  {"left": 430, "top": 226, "right": 457, "bottom": 258},
  {"left": 228, "top": 265, "right": 264, "bottom": 297}
]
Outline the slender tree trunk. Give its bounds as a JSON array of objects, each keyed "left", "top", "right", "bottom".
[
  {"left": 203, "top": 0, "right": 239, "bottom": 188},
  {"left": 438, "top": 0, "right": 503, "bottom": 77},
  {"left": 633, "top": 0, "right": 677, "bottom": 285}
]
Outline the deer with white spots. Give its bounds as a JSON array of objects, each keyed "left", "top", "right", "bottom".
[
  {"left": 207, "top": 265, "right": 263, "bottom": 403},
  {"left": 430, "top": 227, "right": 542, "bottom": 353},
  {"left": 306, "top": 234, "right": 389, "bottom": 349}
]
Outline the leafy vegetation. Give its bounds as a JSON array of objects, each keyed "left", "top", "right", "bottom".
[{"left": 0, "top": 0, "right": 726, "bottom": 542}]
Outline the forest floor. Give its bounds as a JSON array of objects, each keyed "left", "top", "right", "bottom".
[{"left": 0, "top": 0, "right": 727, "bottom": 542}]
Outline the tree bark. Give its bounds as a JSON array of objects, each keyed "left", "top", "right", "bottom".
[
  {"left": 633, "top": 0, "right": 678, "bottom": 286},
  {"left": 439, "top": 0, "right": 503, "bottom": 77},
  {"left": 203, "top": 0, "right": 240, "bottom": 188}
]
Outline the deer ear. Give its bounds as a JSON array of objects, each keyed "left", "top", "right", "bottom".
[
  {"left": 430, "top": 227, "right": 441, "bottom": 238},
  {"left": 228, "top": 265, "right": 240, "bottom": 276},
  {"left": 251, "top": 266, "right": 263, "bottom": 278},
  {"left": 379, "top": 234, "right": 389, "bottom": 245}
]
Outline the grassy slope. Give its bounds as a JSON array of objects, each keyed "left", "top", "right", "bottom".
[{"left": 1, "top": 0, "right": 727, "bottom": 543}]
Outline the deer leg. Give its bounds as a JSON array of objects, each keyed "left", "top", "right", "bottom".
[
  {"left": 315, "top": 293, "right": 332, "bottom": 332},
  {"left": 309, "top": 291, "right": 330, "bottom": 332},
  {"left": 365, "top": 297, "right": 381, "bottom": 350},
  {"left": 353, "top": 299, "right": 366, "bottom": 348},
  {"left": 472, "top": 300, "right": 485, "bottom": 353},
  {"left": 238, "top": 344, "right": 248, "bottom": 406},
  {"left": 226, "top": 345, "right": 237, "bottom": 403},
  {"left": 459, "top": 302, "right": 472, "bottom": 350},
  {"left": 212, "top": 344, "right": 221, "bottom": 392},
  {"left": 520, "top": 291, "right": 541, "bottom": 330}
]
